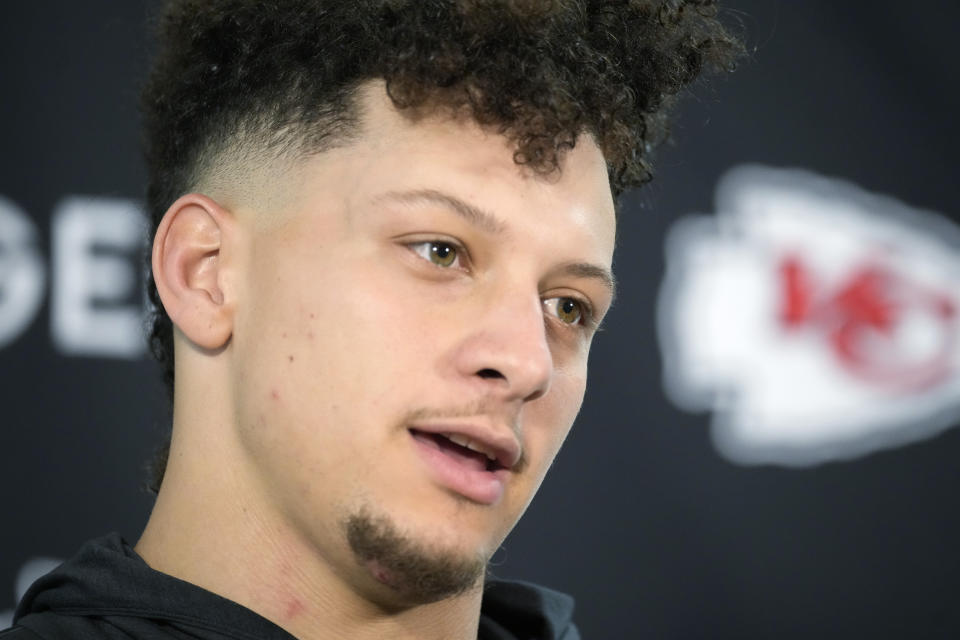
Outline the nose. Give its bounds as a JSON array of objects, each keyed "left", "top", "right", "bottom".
[{"left": 453, "top": 287, "right": 554, "bottom": 403}]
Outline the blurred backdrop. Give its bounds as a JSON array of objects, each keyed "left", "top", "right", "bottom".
[{"left": 2, "top": 1, "right": 959, "bottom": 638}]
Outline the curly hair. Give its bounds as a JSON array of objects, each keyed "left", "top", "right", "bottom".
[{"left": 142, "top": 0, "right": 743, "bottom": 491}]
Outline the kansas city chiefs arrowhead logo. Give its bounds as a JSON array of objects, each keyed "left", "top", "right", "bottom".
[{"left": 657, "top": 165, "right": 960, "bottom": 466}]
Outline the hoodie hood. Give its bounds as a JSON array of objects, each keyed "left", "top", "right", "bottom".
[
  {"left": 14, "top": 534, "right": 578, "bottom": 640},
  {"left": 15, "top": 533, "right": 291, "bottom": 639},
  {"left": 479, "top": 579, "right": 580, "bottom": 640}
]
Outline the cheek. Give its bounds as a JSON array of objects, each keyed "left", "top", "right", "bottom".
[{"left": 234, "top": 244, "right": 425, "bottom": 442}]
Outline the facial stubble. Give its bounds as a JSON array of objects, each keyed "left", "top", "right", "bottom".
[{"left": 345, "top": 505, "right": 487, "bottom": 604}]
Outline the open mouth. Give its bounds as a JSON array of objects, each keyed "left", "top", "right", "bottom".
[{"left": 409, "top": 429, "right": 504, "bottom": 473}]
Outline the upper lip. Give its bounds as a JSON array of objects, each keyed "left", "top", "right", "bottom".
[{"left": 409, "top": 420, "right": 522, "bottom": 470}]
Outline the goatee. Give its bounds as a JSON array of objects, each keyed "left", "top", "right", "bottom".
[{"left": 345, "top": 506, "right": 486, "bottom": 604}]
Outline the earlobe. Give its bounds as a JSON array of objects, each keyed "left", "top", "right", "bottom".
[{"left": 152, "top": 194, "right": 235, "bottom": 350}]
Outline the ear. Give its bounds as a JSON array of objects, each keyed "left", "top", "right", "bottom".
[{"left": 152, "top": 194, "right": 236, "bottom": 350}]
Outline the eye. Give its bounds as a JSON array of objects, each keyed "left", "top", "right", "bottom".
[
  {"left": 544, "top": 296, "right": 590, "bottom": 327},
  {"left": 410, "top": 240, "right": 461, "bottom": 268}
]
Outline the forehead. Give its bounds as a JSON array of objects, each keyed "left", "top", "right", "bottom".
[{"left": 286, "top": 82, "right": 617, "bottom": 253}]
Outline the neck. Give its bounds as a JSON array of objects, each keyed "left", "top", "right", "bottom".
[{"left": 136, "top": 378, "right": 483, "bottom": 640}]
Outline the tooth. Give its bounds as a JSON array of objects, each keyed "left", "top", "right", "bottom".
[
  {"left": 466, "top": 441, "right": 496, "bottom": 461},
  {"left": 445, "top": 433, "right": 496, "bottom": 461},
  {"left": 448, "top": 433, "right": 471, "bottom": 448}
]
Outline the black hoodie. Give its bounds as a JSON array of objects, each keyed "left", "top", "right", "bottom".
[{"left": 5, "top": 534, "right": 580, "bottom": 639}]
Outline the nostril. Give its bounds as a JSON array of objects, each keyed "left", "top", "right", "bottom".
[{"left": 477, "top": 368, "right": 505, "bottom": 380}]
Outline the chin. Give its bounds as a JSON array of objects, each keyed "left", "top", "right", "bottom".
[{"left": 343, "top": 504, "right": 489, "bottom": 605}]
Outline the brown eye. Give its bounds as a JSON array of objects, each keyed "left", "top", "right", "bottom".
[
  {"left": 410, "top": 240, "right": 461, "bottom": 268},
  {"left": 557, "top": 298, "right": 582, "bottom": 324},
  {"left": 429, "top": 241, "right": 457, "bottom": 267},
  {"left": 545, "top": 297, "right": 585, "bottom": 325}
]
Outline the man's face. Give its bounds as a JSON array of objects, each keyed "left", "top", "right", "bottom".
[{"left": 227, "top": 83, "right": 616, "bottom": 603}]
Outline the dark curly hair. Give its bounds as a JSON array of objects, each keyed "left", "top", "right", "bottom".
[{"left": 142, "top": 0, "right": 743, "bottom": 492}]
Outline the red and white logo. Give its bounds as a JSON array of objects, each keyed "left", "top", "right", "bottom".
[{"left": 658, "top": 165, "right": 960, "bottom": 466}]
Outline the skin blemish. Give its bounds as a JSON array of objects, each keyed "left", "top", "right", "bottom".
[
  {"left": 271, "top": 388, "right": 281, "bottom": 401},
  {"left": 366, "top": 560, "right": 397, "bottom": 588},
  {"left": 288, "top": 355, "right": 294, "bottom": 362},
  {"left": 307, "top": 331, "right": 315, "bottom": 340},
  {"left": 283, "top": 597, "right": 305, "bottom": 620}
]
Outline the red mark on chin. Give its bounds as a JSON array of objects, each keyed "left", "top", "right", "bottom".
[
  {"left": 367, "top": 560, "right": 397, "bottom": 588},
  {"left": 271, "top": 389, "right": 280, "bottom": 400}
]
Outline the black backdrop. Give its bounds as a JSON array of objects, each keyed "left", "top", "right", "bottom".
[{"left": 3, "top": 2, "right": 959, "bottom": 638}]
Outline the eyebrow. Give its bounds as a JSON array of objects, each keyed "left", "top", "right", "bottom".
[
  {"left": 374, "top": 188, "right": 507, "bottom": 235},
  {"left": 555, "top": 262, "right": 617, "bottom": 304},
  {"left": 375, "top": 187, "right": 616, "bottom": 300}
]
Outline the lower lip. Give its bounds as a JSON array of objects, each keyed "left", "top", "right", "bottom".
[{"left": 410, "top": 431, "right": 508, "bottom": 505}]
